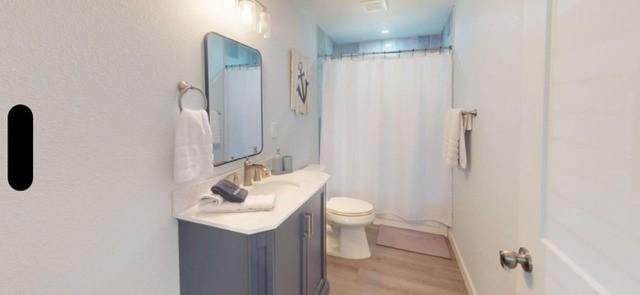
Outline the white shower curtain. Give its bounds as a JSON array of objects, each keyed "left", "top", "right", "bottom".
[
  {"left": 320, "top": 53, "right": 453, "bottom": 226},
  {"left": 223, "top": 67, "right": 262, "bottom": 160}
]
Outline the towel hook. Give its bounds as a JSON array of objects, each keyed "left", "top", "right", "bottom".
[{"left": 177, "top": 81, "right": 208, "bottom": 112}]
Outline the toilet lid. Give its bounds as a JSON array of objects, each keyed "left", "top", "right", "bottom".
[{"left": 327, "top": 197, "right": 374, "bottom": 217}]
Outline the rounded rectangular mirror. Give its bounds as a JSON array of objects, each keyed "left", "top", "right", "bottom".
[{"left": 205, "top": 32, "right": 263, "bottom": 166}]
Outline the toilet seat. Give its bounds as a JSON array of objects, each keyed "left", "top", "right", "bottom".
[{"left": 327, "top": 197, "right": 374, "bottom": 217}]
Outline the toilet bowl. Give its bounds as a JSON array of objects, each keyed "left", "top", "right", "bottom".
[{"left": 326, "top": 197, "right": 375, "bottom": 259}]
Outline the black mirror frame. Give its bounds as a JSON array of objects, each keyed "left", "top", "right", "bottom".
[{"left": 204, "top": 32, "right": 264, "bottom": 167}]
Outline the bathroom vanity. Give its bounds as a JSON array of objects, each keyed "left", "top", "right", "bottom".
[
  {"left": 173, "top": 32, "right": 329, "bottom": 295},
  {"left": 174, "top": 170, "right": 330, "bottom": 295}
]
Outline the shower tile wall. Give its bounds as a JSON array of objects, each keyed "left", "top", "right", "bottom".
[
  {"left": 333, "top": 34, "right": 443, "bottom": 56},
  {"left": 316, "top": 26, "right": 336, "bottom": 156},
  {"left": 441, "top": 12, "right": 454, "bottom": 47}
]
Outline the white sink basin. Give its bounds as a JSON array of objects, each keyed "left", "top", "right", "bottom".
[{"left": 246, "top": 180, "right": 301, "bottom": 196}]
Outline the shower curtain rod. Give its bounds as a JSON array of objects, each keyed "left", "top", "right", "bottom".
[
  {"left": 225, "top": 64, "right": 259, "bottom": 69},
  {"left": 318, "top": 46, "right": 453, "bottom": 59}
]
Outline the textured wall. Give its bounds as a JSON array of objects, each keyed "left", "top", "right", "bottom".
[
  {"left": 450, "top": 0, "right": 524, "bottom": 294},
  {"left": 0, "top": 0, "right": 317, "bottom": 294}
]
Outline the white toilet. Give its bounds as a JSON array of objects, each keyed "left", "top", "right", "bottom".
[{"left": 326, "top": 197, "right": 375, "bottom": 259}]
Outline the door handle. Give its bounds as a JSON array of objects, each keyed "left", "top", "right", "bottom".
[
  {"left": 499, "top": 247, "right": 533, "bottom": 272},
  {"left": 304, "top": 213, "right": 313, "bottom": 238}
]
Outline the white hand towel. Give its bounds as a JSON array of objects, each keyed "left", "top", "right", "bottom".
[
  {"left": 199, "top": 194, "right": 276, "bottom": 213},
  {"left": 443, "top": 109, "right": 467, "bottom": 169},
  {"left": 174, "top": 109, "right": 214, "bottom": 183},
  {"left": 199, "top": 193, "right": 224, "bottom": 207}
]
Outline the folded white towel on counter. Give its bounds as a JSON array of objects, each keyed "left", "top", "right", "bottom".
[
  {"left": 199, "top": 193, "right": 224, "bottom": 206},
  {"left": 199, "top": 194, "right": 276, "bottom": 213},
  {"left": 443, "top": 108, "right": 467, "bottom": 169},
  {"left": 174, "top": 109, "right": 213, "bottom": 183}
]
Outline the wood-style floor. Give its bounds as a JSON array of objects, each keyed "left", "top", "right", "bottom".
[{"left": 328, "top": 226, "right": 468, "bottom": 295}]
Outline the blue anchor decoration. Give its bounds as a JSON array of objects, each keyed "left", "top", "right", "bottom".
[{"left": 296, "top": 61, "right": 309, "bottom": 104}]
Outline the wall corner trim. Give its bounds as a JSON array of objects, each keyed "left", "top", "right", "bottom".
[{"left": 448, "top": 230, "right": 478, "bottom": 295}]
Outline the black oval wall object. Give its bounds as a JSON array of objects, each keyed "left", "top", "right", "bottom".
[{"left": 8, "top": 104, "right": 33, "bottom": 191}]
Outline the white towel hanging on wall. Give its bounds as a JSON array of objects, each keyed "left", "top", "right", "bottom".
[
  {"left": 443, "top": 109, "right": 468, "bottom": 169},
  {"left": 174, "top": 109, "right": 214, "bottom": 183}
]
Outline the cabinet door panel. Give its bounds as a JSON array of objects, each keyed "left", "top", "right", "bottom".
[
  {"left": 305, "top": 191, "right": 326, "bottom": 295},
  {"left": 274, "top": 207, "right": 304, "bottom": 295},
  {"left": 178, "top": 221, "right": 251, "bottom": 295}
]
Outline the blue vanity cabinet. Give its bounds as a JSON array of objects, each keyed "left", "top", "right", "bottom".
[{"left": 178, "top": 187, "right": 329, "bottom": 295}]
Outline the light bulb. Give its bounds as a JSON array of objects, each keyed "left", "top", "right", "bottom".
[
  {"left": 257, "top": 11, "right": 265, "bottom": 32},
  {"left": 261, "top": 11, "right": 271, "bottom": 38},
  {"left": 239, "top": 0, "right": 257, "bottom": 30},
  {"left": 258, "top": 11, "right": 267, "bottom": 33}
]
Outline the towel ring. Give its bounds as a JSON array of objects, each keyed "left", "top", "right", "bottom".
[{"left": 177, "top": 81, "right": 208, "bottom": 112}]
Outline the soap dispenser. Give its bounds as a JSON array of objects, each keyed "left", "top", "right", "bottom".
[
  {"left": 272, "top": 149, "right": 293, "bottom": 175},
  {"left": 272, "top": 148, "right": 284, "bottom": 174}
]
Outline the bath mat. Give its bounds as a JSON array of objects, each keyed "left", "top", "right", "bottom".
[{"left": 376, "top": 225, "right": 452, "bottom": 259}]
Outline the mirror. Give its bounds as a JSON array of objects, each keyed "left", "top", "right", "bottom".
[{"left": 205, "top": 32, "right": 263, "bottom": 166}]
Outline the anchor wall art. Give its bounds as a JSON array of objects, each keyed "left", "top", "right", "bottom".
[{"left": 290, "top": 49, "right": 311, "bottom": 114}]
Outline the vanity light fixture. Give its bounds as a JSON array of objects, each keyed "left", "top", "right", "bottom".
[
  {"left": 258, "top": 10, "right": 271, "bottom": 38},
  {"left": 380, "top": 29, "right": 390, "bottom": 34},
  {"left": 223, "top": 0, "right": 238, "bottom": 12},
  {"left": 230, "top": 0, "right": 271, "bottom": 38},
  {"left": 239, "top": 0, "right": 257, "bottom": 29}
]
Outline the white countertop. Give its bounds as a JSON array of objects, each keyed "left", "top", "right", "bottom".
[{"left": 173, "top": 170, "right": 330, "bottom": 235}]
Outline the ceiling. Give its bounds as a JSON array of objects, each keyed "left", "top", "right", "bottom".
[{"left": 302, "top": 0, "right": 455, "bottom": 44}]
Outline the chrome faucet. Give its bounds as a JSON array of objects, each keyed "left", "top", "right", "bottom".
[{"left": 243, "top": 158, "right": 271, "bottom": 186}]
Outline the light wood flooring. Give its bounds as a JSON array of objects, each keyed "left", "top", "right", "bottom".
[{"left": 328, "top": 225, "right": 468, "bottom": 295}]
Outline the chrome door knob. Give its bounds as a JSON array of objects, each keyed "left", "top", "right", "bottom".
[{"left": 499, "top": 247, "right": 533, "bottom": 273}]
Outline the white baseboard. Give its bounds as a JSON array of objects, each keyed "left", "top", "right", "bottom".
[
  {"left": 374, "top": 215, "right": 448, "bottom": 236},
  {"left": 448, "top": 230, "right": 478, "bottom": 295}
]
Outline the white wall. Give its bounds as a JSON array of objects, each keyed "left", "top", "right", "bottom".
[
  {"left": 0, "top": 0, "right": 318, "bottom": 294},
  {"left": 451, "top": 0, "right": 525, "bottom": 294}
]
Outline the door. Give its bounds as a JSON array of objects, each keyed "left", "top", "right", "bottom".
[{"left": 516, "top": 0, "right": 640, "bottom": 294}]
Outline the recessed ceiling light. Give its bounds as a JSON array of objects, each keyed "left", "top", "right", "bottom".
[{"left": 381, "top": 29, "right": 390, "bottom": 34}]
